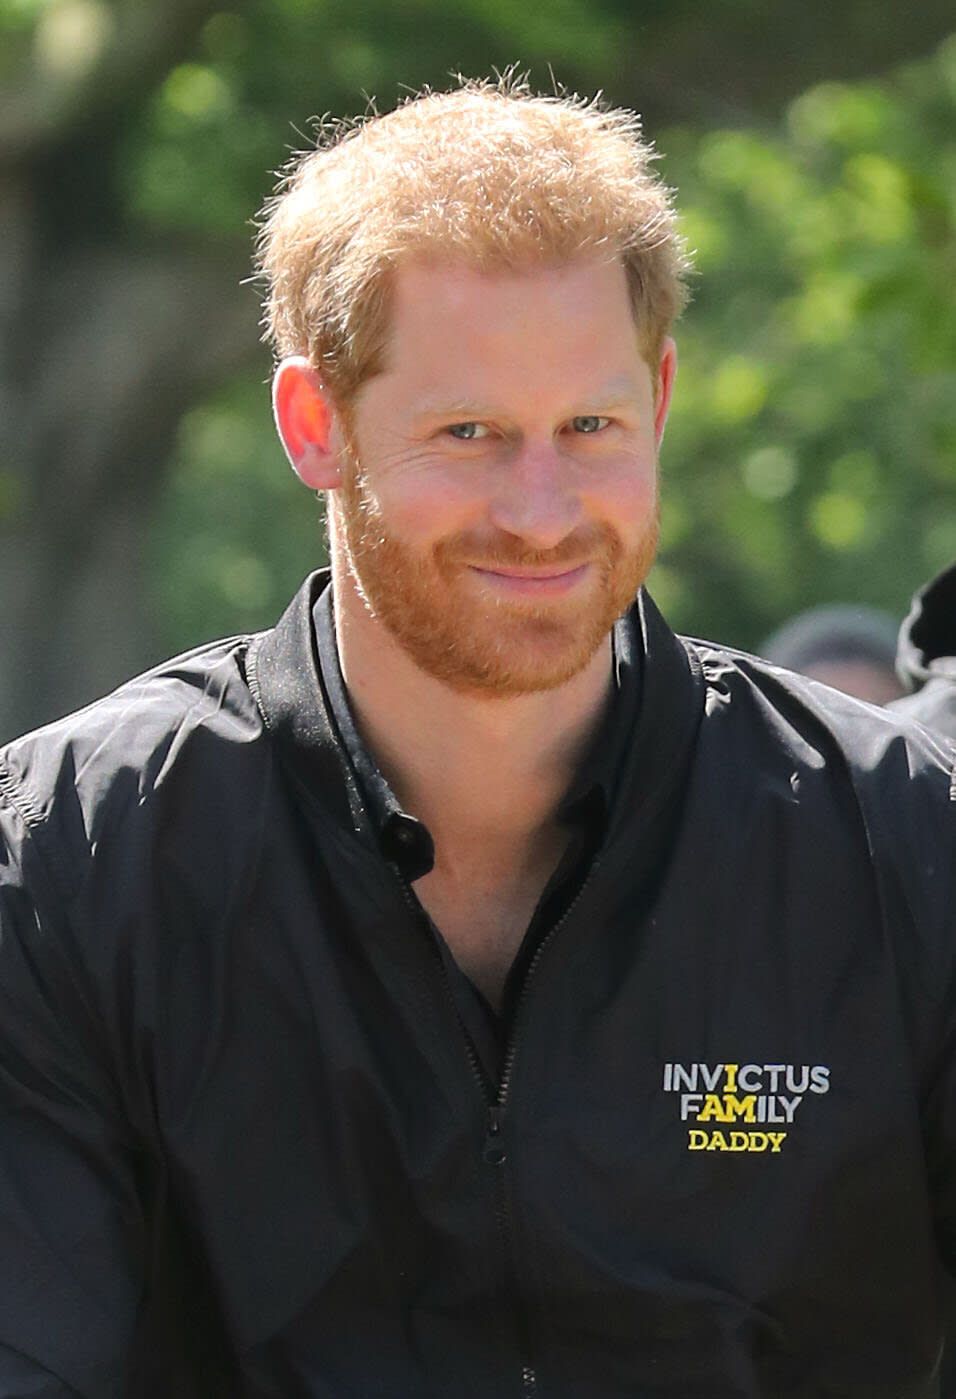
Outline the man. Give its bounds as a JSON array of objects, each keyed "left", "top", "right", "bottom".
[{"left": 0, "top": 78, "right": 953, "bottom": 1398}]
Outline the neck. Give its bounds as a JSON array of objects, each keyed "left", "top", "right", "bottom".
[{"left": 331, "top": 557, "right": 614, "bottom": 857}]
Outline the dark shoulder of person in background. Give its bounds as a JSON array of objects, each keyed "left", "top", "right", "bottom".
[{"left": 888, "top": 561, "right": 956, "bottom": 741}]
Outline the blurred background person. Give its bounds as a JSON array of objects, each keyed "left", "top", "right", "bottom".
[{"left": 760, "top": 603, "right": 904, "bottom": 704}]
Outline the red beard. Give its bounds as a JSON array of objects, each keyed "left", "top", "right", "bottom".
[{"left": 333, "top": 463, "right": 658, "bottom": 697}]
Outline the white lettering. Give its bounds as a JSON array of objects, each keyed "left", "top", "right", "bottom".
[
  {"left": 778, "top": 1095, "right": 802, "bottom": 1123},
  {"left": 680, "top": 1093, "right": 703, "bottom": 1121},
  {"left": 674, "top": 1064, "right": 698, "bottom": 1092},
  {"left": 738, "top": 1064, "right": 763, "bottom": 1092},
  {"left": 785, "top": 1065, "right": 809, "bottom": 1094},
  {"left": 699, "top": 1063, "right": 724, "bottom": 1091}
]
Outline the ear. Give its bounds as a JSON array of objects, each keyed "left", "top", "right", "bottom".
[
  {"left": 272, "top": 357, "right": 343, "bottom": 490},
  {"left": 653, "top": 337, "right": 677, "bottom": 447}
]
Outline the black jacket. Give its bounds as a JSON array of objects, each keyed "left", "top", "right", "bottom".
[
  {"left": 0, "top": 573, "right": 954, "bottom": 1398},
  {"left": 890, "top": 562, "right": 956, "bottom": 740}
]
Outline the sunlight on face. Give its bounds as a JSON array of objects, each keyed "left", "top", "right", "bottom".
[{"left": 332, "top": 257, "right": 667, "bottom": 695}]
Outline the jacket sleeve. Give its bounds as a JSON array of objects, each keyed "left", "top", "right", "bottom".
[
  {"left": 0, "top": 1346, "right": 81, "bottom": 1397},
  {"left": 925, "top": 987, "right": 956, "bottom": 1279},
  {"left": 893, "top": 737, "right": 956, "bottom": 1278},
  {"left": 0, "top": 791, "right": 148, "bottom": 1398}
]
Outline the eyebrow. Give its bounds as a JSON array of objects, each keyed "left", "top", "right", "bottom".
[
  {"left": 411, "top": 378, "right": 643, "bottom": 421},
  {"left": 412, "top": 400, "right": 498, "bottom": 421}
]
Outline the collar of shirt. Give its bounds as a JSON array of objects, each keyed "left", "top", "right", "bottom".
[{"left": 311, "top": 584, "right": 642, "bottom": 883}]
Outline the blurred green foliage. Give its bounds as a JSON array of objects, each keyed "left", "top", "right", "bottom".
[
  {"left": 3, "top": 1, "right": 953, "bottom": 658},
  {"left": 150, "top": 31, "right": 955, "bottom": 652},
  {"left": 150, "top": 374, "right": 324, "bottom": 639},
  {"left": 654, "top": 39, "right": 956, "bottom": 645}
]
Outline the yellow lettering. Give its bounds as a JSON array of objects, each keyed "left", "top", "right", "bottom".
[
  {"left": 724, "top": 1063, "right": 739, "bottom": 1093},
  {"left": 687, "top": 1128, "right": 789, "bottom": 1154},
  {"left": 697, "top": 1094, "right": 729, "bottom": 1123},
  {"left": 722, "top": 1094, "right": 756, "bottom": 1123}
]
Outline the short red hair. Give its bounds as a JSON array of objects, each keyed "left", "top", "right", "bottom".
[{"left": 257, "top": 75, "right": 690, "bottom": 406}]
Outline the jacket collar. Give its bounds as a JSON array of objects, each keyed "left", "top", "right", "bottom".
[
  {"left": 246, "top": 571, "right": 706, "bottom": 861},
  {"left": 600, "top": 589, "right": 705, "bottom": 864},
  {"left": 245, "top": 569, "right": 365, "bottom": 838}
]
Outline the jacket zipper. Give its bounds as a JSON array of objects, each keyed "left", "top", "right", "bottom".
[
  {"left": 392, "top": 870, "right": 535, "bottom": 1391},
  {"left": 492, "top": 862, "right": 601, "bottom": 1399},
  {"left": 483, "top": 1099, "right": 535, "bottom": 1397},
  {"left": 391, "top": 866, "right": 492, "bottom": 1097},
  {"left": 497, "top": 861, "right": 601, "bottom": 1114},
  {"left": 393, "top": 860, "right": 600, "bottom": 1398}
]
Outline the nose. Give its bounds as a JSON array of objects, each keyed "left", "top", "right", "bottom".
[{"left": 487, "top": 441, "right": 583, "bottom": 550}]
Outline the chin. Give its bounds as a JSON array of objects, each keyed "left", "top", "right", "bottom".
[{"left": 337, "top": 483, "right": 656, "bottom": 697}]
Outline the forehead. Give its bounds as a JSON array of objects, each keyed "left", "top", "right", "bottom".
[{"left": 374, "top": 255, "right": 647, "bottom": 405}]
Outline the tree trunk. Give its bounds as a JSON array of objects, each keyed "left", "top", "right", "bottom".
[{"left": 0, "top": 208, "right": 258, "bottom": 739}]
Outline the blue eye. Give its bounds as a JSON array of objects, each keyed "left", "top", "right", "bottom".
[
  {"left": 572, "top": 416, "right": 608, "bottom": 434},
  {"left": 448, "top": 422, "right": 484, "bottom": 440}
]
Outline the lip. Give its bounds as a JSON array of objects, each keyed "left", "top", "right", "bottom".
[{"left": 467, "top": 562, "right": 591, "bottom": 597}]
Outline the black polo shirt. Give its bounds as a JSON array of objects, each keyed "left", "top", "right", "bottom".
[{"left": 313, "top": 584, "right": 641, "bottom": 1081}]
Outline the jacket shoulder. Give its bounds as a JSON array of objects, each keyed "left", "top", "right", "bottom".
[
  {"left": 684, "top": 636, "right": 955, "bottom": 986},
  {"left": 687, "top": 636, "right": 955, "bottom": 789},
  {"left": 0, "top": 636, "right": 268, "bottom": 899},
  {"left": 694, "top": 638, "right": 955, "bottom": 843},
  {"left": 888, "top": 674, "right": 956, "bottom": 743}
]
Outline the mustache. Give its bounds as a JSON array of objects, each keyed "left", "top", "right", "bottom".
[{"left": 436, "top": 525, "right": 620, "bottom": 570}]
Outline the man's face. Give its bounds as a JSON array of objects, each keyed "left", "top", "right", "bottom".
[{"left": 330, "top": 256, "right": 673, "bottom": 696}]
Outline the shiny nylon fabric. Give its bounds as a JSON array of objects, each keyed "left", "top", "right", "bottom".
[{"left": 0, "top": 574, "right": 953, "bottom": 1396}]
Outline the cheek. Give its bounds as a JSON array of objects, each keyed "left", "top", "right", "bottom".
[
  {"left": 374, "top": 468, "right": 487, "bottom": 543},
  {"left": 585, "top": 459, "right": 658, "bottom": 539}
]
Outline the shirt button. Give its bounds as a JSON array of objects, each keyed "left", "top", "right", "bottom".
[{"left": 483, "top": 1141, "right": 507, "bottom": 1166}]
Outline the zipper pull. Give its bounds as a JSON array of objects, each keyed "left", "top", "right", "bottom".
[{"left": 484, "top": 1103, "right": 506, "bottom": 1165}]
